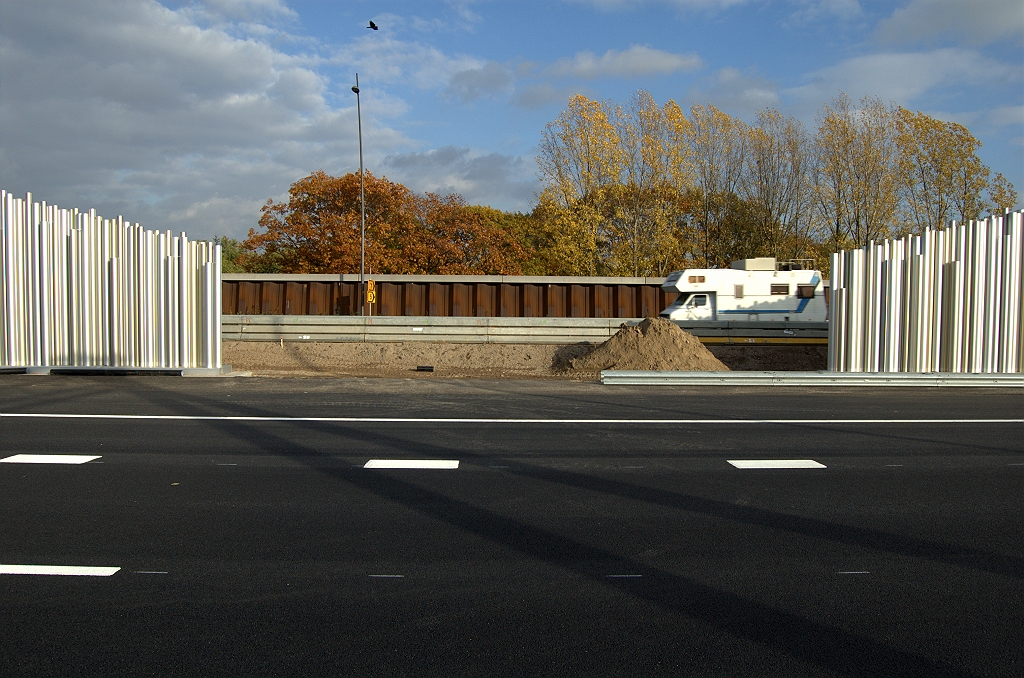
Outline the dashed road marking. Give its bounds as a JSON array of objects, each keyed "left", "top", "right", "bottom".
[
  {"left": 369, "top": 574, "right": 404, "bottom": 578},
  {"left": 607, "top": 574, "right": 643, "bottom": 578},
  {"left": 134, "top": 571, "right": 168, "bottom": 574},
  {"left": 364, "top": 459, "right": 459, "bottom": 469},
  {"left": 838, "top": 571, "right": 870, "bottom": 574},
  {"left": 0, "top": 454, "right": 101, "bottom": 464},
  {"left": 728, "top": 459, "right": 826, "bottom": 469},
  {"left": 0, "top": 565, "right": 120, "bottom": 576}
]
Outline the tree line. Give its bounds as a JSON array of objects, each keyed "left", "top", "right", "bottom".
[{"left": 226, "top": 92, "right": 1017, "bottom": 277}]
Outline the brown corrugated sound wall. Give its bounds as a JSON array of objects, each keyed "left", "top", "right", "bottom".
[{"left": 222, "top": 275, "right": 678, "bottom": 319}]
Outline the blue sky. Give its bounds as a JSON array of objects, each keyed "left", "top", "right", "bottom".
[{"left": 1, "top": 0, "right": 1021, "bottom": 240}]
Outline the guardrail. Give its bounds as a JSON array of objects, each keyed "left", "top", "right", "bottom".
[
  {"left": 600, "top": 371, "right": 1024, "bottom": 387},
  {"left": 223, "top": 315, "right": 828, "bottom": 345}
]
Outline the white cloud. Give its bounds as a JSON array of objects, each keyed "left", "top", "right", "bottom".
[
  {"left": 986, "top": 105, "right": 1024, "bottom": 128},
  {"left": 788, "top": 0, "right": 862, "bottom": 23},
  {"left": 444, "top": 0, "right": 486, "bottom": 24},
  {"left": 690, "top": 67, "right": 780, "bottom": 114},
  {"left": 365, "top": 12, "right": 454, "bottom": 34},
  {"left": 383, "top": 147, "right": 540, "bottom": 210},
  {"left": 548, "top": 45, "right": 703, "bottom": 79},
  {"left": 0, "top": 0, "right": 415, "bottom": 240},
  {"left": 566, "top": 0, "right": 751, "bottom": 10},
  {"left": 197, "top": 0, "right": 297, "bottom": 21},
  {"left": 875, "top": 0, "right": 1024, "bottom": 46},
  {"left": 786, "top": 48, "right": 1020, "bottom": 105},
  {"left": 445, "top": 62, "right": 515, "bottom": 102},
  {"left": 331, "top": 35, "right": 486, "bottom": 91},
  {"left": 513, "top": 84, "right": 593, "bottom": 109}
]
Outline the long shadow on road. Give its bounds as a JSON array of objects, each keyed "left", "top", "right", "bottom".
[{"left": 72, "top": 379, "right": 1020, "bottom": 676}]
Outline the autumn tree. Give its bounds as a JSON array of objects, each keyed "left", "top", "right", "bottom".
[
  {"left": 245, "top": 170, "right": 529, "bottom": 275},
  {"left": 688, "top": 104, "right": 748, "bottom": 267},
  {"left": 895, "top": 108, "right": 1017, "bottom": 229},
  {"left": 988, "top": 173, "right": 1019, "bottom": 213},
  {"left": 538, "top": 94, "right": 622, "bottom": 209},
  {"left": 535, "top": 90, "right": 1016, "bottom": 278},
  {"left": 601, "top": 92, "right": 698, "bottom": 275},
  {"left": 537, "top": 91, "right": 698, "bottom": 275},
  {"left": 526, "top": 190, "right": 602, "bottom": 276},
  {"left": 812, "top": 94, "right": 900, "bottom": 250},
  {"left": 741, "top": 109, "right": 812, "bottom": 260}
]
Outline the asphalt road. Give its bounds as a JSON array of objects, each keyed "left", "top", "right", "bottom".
[{"left": 1, "top": 376, "right": 1021, "bottom": 677}]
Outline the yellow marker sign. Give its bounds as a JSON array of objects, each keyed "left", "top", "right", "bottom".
[{"left": 366, "top": 280, "right": 376, "bottom": 304}]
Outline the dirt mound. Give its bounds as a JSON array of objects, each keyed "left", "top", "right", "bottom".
[{"left": 568, "top": 317, "right": 729, "bottom": 372}]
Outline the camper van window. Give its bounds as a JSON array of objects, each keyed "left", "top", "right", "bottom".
[
  {"left": 690, "top": 295, "right": 707, "bottom": 307},
  {"left": 770, "top": 284, "right": 789, "bottom": 295},
  {"left": 797, "top": 284, "right": 816, "bottom": 299},
  {"left": 734, "top": 284, "right": 744, "bottom": 299},
  {"left": 688, "top": 275, "right": 705, "bottom": 283}
]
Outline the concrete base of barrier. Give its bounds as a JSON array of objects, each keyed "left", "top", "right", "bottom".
[
  {"left": 600, "top": 370, "right": 1023, "bottom": 387},
  {"left": 8, "top": 365, "right": 234, "bottom": 377}
]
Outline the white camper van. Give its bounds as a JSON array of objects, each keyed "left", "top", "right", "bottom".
[{"left": 660, "top": 258, "right": 826, "bottom": 322}]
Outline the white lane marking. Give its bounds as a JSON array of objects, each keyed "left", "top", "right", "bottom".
[
  {"left": 369, "top": 574, "right": 404, "bottom": 578},
  {"left": 364, "top": 459, "right": 459, "bottom": 469},
  {"left": 607, "top": 574, "right": 643, "bottom": 578},
  {"left": 728, "top": 459, "right": 826, "bottom": 469},
  {"left": 0, "top": 454, "right": 101, "bottom": 464},
  {"left": 885, "top": 464, "right": 903, "bottom": 466},
  {"left": 0, "top": 565, "right": 120, "bottom": 576},
  {"left": 838, "top": 571, "right": 870, "bottom": 574},
  {"left": 216, "top": 463, "right": 237, "bottom": 466},
  {"left": 134, "top": 571, "right": 168, "bottom": 574},
  {"left": 0, "top": 413, "right": 1019, "bottom": 425}
]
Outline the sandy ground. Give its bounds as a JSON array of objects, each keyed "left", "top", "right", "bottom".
[{"left": 223, "top": 319, "right": 828, "bottom": 379}]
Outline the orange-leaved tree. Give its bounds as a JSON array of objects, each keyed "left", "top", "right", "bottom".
[{"left": 244, "top": 170, "right": 529, "bottom": 274}]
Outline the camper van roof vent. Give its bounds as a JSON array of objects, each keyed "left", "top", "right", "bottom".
[{"left": 729, "top": 257, "right": 776, "bottom": 271}]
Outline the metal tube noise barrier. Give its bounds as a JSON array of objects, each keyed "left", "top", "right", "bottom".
[
  {"left": 829, "top": 210, "right": 1023, "bottom": 373},
  {"left": 0, "top": 190, "right": 221, "bottom": 369}
]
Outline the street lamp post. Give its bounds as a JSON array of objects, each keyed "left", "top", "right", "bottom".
[{"left": 351, "top": 74, "right": 366, "bottom": 316}]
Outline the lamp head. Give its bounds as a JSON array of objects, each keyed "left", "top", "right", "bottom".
[{"left": 351, "top": 86, "right": 360, "bottom": 94}]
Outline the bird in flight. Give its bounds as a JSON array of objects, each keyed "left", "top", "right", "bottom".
[{"left": 368, "top": 21, "right": 378, "bottom": 30}]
